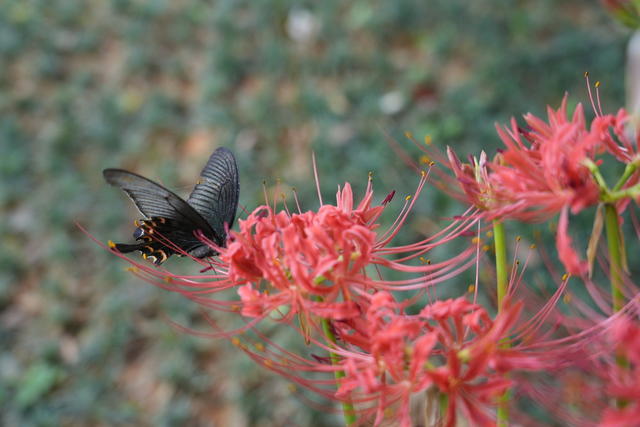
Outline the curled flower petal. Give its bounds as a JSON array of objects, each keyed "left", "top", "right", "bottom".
[{"left": 557, "top": 207, "right": 588, "bottom": 276}]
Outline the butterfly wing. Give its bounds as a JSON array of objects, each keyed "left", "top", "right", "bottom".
[
  {"left": 187, "top": 147, "right": 239, "bottom": 246},
  {"left": 103, "top": 169, "right": 215, "bottom": 235}
]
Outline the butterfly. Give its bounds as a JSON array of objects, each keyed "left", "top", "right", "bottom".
[{"left": 103, "top": 147, "right": 239, "bottom": 264}]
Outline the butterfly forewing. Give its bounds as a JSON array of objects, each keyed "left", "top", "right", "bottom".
[
  {"left": 103, "top": 169, "right": 214, "bottom": 235},
  {"left": 187, "top": 147, "right": 239, "bottom": 245}
]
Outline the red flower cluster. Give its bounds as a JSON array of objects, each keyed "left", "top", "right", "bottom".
[
  {"left": 331, "top": 292, "right": 552, "bottom": 427},
  {"left": 599, "top": 316, "right": 640, "bottom": 426},
  {"left": 218, "top": 176, "right": 479, "bottom": 338},
  {"left": 226, "top": 184, "right": 381, "bottom": 323},
  {"left": 447, "top": 95, "right": 639, "bottom": 275}
]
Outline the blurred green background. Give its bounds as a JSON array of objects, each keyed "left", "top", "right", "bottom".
[{"left": 0, "top": 1, "right": 629, "bottom": 425}]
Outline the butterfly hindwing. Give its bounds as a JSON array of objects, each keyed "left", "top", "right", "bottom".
[{"left": 187, "top": 147, "right": 239, "bottom": 245}]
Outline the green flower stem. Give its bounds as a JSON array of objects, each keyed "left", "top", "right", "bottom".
[
  {"left": 612, "top": 161, "right": 639, "bottom": 192},
  {"left": 603, "top": 203, "right": 629, "bottom": 408},
  {"left": 583, "top": 158, "right": 609, "bottom": 190},
  {"left": 493, "top": 220, "right": 509, "bottom": 426},
  {"left": 493, "top": 220, "right": 509, "bottom": 311},
  {"left": 439, "top": 393, "right": 449, "bottom": 421},
  {"left": 604, "top": 203, "right": 625, "bottom": 312},
  {"left": 320, "top": 316, "right": 357, "bottom": 425},
  {"left": 606, "top": 181, "right": 640, "bottom": 201}
]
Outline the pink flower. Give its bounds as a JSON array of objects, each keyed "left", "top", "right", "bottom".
[
  {"left": 220, "top": 175, "right": 478, "bottom": 338},
  {"left": 489, "top": 96, "right": 600, "bottom": 220},
  {"left": 556, "top": 206, "right": 588, "bottom": 276},
  {"left": 446, "top": 95, "right": 634, "bottom": 276},
  {"left": 334, "top": 294, "right": 549, "bottom": 427},
  {"left": 599, "top": 317, "right": 640, "bottom": 426}
]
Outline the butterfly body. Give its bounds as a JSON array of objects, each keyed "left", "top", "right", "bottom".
[{"left": 104, "top": 147, "right": 239, "bottom": 264}]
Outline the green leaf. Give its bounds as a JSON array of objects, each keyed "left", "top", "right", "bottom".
[{"left": 15, "top": 363, "right": 62, "bottom": 409}]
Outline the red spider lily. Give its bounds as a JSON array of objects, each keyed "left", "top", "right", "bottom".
[
  {"left": 598, "top": 316, "right": 640, "bottom": 427},
  {"left": 446, "top": 148, "right": 514, "bottom": 217},
  {"left": 446, "top": 95, "right": 616, "bottom": 276},
  {"left": 329, "top": 292, "right": 557, "bottom": 427},
  {"left": 591, "top": 107, "right": 639, "bottom": 164},
  {"left": 223, "top": 174, "right": 479, "bottom": 341},
  {"left": 489, "top": 95, "right": 601, "bottom": 221}
]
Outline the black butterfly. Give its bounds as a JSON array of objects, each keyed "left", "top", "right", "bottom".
[{"left": 103, "top": 147, "right": 239, "bottom": 265}]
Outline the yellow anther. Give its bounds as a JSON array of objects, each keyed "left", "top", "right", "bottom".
[
  {"left": 516, "top": 236, "right": 521, "bottom": 242},
  {"left": 530, "top": 244, "right": 536, "bottom": 249},
  {"left": 126, "top": 267, "right": 139, "bottom": 273},
  {"left": 420, "top": 155, "right": 431, "bottom": 164},
  {"left": 424, "top": 135, "right": 432, "bottom": 145},
  {"left": 288, "top": 384, "right": 297, "bottom": 393},
  {"left": 482, "top": 244, "right": 491, "bottom": 252},
  {"left": 163, "top": 276, "right": 173, "bottom": 283},
  {"left": 562, "top": 273, "right": 569, "bottom": 281},
  {"left": 231, "top": 337, "right": 241, "bottom": 346},
  {"left": 108, "top": 240, "right": 116, "bottom": 249},
  {"left": 563, "top": 293, "right": 572, "bottom": 304},
  {"left": 471, "top": 237, "right": 481, "bottom": 244},
  {"left": 404, "top": 131, "right": 413, "bottom": 139},
  {"left": 584, "top": 71, "right": 589, "bottom": 78},
  {"left": 405, "top": 195, "right": 412, "bottom": 201},
  {"left": 486, "top": 231, "right": 493, "bottom": 238},
  {"left": 467, "top": 284, "right": 475, "bottom": 293},
  {"left": 595, "top": 81, "right": 601, "bottom": 88},
  {"left": 254, "top": 342, "right": 265, "bottom": 352}
]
